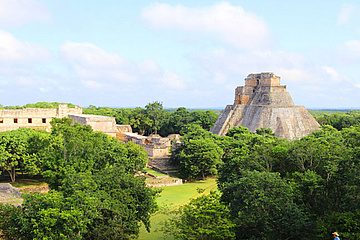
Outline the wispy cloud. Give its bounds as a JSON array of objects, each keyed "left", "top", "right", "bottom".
[
  {"left": 337, "top": 3, "right": 356, "bottom": 26},
  {"left": 141, "top": 2, "right": 272, "bottom": 50},
  {"left": 159, "top": 71, "right": 186, "bottom": 90},
  {"left": 336, "top": 40, "right": 360, "bottom": 64},
  {"left": 59, "top": 41, "right": 136, "bottom": 85},
  {"left": 59, "top": 41, "right": 187, "bottom": 92},
  {"left": 0, "top": 30, "right": 50, "bottom": 63}
]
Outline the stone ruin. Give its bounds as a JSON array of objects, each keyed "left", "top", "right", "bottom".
[{"left": 211, "top": 72, "right": 320, "bottom": 140}]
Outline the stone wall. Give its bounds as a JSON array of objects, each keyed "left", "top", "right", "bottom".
[
  {"left": 69, "top": 114, "right": 117, "bottom": 138},
  {"left": 146, "top": 178, "right": 183, "bottom": 188},
  {"left": 211, "top": 72, "right": 320, "bottom": 140},
  {"left": 0, "top": 104, "right": 82, "bottom": 132}
]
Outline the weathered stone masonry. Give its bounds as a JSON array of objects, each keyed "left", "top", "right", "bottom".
[
  {"left": 211, "top": 72, "right": 320, "bottom": 140},
  {"left": 0, "top": 104, "right": 82, "bottom": 132}
]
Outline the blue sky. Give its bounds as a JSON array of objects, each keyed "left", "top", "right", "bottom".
[{"left": 0, "top": 0, "right": 359, "bottom": 109}]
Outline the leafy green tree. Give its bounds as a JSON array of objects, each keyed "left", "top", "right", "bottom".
[
  {"left": 0, "top": 129, "right": 34, "bottom": 182},
  {"left": 145, "top": 101, "right": 164, "bottom": 134},
  {"left": 0, "top": 203, "right": 22, "bottom": 239},
  {"left": 255, "top": 127, "right": 276, "bottom": 137},
  {"left": 42, "top": 118, "right": 148, "bottom": 189},
  {"left": 221, "top": 170, "right": 310, "bottom": 239},
  {"left": 159, "top": 107, "right": 192, "bottom": 136},
  {"left": 177, "top": 138, "right": 223, "bottom": 179},
  {"left": 23, "top": 129, "right": 59, "bottom": 176},
  {"left": 316, "top": 210, "right": 360, "bottom": 240},
  {"left": 190, "top": 110, "right": 218, "bottom": 131},
  {"left": 129, "top": 107, "right": 152, "bottom": 135},
  {"left": 1, "top": 167, "right": 158, "bottom": 240},
  {"left": 162, "top": 191, "right": 235, "bottom": 240},
  {"left": 312, "top": 110, "right": 360, "bottom": 130},
  {"left": 24, "top": 102, "right": 76, "bottom": 108}
]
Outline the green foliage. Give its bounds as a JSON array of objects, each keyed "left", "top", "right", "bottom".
[
  {"left": 162, "top": 191, "right": 235, "bottom": 240},
  {"left": 0, "top": 128, "right": 46, "bottom": 182},
  {"left": 316, "top": 210, "right": 360, "bottom": 240},
  {"left": 171, "top": 127, "right": 222, "bottom": 179},
  {"left": 178, "top": 139, "right": 223, "bottom": 179},
  {"left": 8, "top": 167, "right": 158, "bottom": 240},
  {"left": 42, "top": 118, "right": 148, "bottom": 189},
  {"left": 215, "top": 122, "right": 360, "bottom": 239},
  {"left": 312, "top": 110, "right": 360, "bottom": 130},
  {"left": 83, "top": 104, "right": 219, "bottom": 136},
  {"left": 221, "top": 171, "right": 310, "bottom": 240},
  {"left": 0, "top": 102, "right": 76, "bottom": 109},
  {"left": 145, "top": 101, "right": 164, "bottom": 134},
  {"left": 0, "top": 204, "right": 22, "bottom": 239},
  {"left": 0, "top": 119, "right": 158, "bottom": 240}
]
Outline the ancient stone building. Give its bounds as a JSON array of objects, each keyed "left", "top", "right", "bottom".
[
  {"left": 69, "top": 114, "right": 118, "bottom": 138},
  {"left": 0, "top": 104, "right": 82, "bottom": 132},
  {"left": 211, "top": 72, "right": 320, "bottom": 140},
  {"left": 122, "top": 132, "right": 180, "bottom": 158}
]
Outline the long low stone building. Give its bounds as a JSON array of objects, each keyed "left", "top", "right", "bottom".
[
  {"left": 0, "top": 104, "right": 82, "bottom": 132},
  {"left": 0, "top": 104, "right": 119, "bottom": 138}
]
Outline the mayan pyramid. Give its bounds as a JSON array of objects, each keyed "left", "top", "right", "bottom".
[{"left": 211, "top": 72, "right": 320, "bottom": 140}]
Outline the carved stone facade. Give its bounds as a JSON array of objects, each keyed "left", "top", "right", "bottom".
[{"left": 211, "top": 72, "right": 320, "bottom": 140}]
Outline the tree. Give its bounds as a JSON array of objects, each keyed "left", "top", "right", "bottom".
[
  {"left": 0, "top": 203, "right": 22, "bottom": 239},
  {"left": 129, "top": 107, "right": 152, "bottom": 135},
  {"left": 0, "top": 129, "right": 33, "bottom": 182},
  {"left": 158, "top": 107, "right": 192, "bottom": 136},
  {"left": 1, "top": 167, "right": 159, "bottom": 240},
  {"left": 220, "top": 171, "right": 310, "bottom": 239},
  {"left": 190, "top": 110, "right": 218, "bottom": 131},
  {"left": 23, "top": 129, "right": 58, "bottom": 176},
  {"left": 177, "top": 138, "right": 223, "bottom": 179},
  {"left": 316, "top": 210, "right": 360, "bottom": 240},
  {"left": 145, "top": 101, "right": 164, "bottom": 134},
  {"left": 162, "top": 191, "right": 235, "bottom": 240},
  {"left": 43, "top": 118, "right": 149, "bottom": 189}
]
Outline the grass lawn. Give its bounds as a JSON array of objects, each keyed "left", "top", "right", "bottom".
[{"left": 138, "top": 178, "right": 218, "bottom": 240}]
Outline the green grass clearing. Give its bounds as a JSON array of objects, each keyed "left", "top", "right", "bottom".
[
  {"left": 138, "top": 178, "right": 218, "bottom": 240},
  {"left": 145, "top": 168, "right": 168, "bottom": 177}
]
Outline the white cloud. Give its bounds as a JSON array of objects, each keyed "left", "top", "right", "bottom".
[
  {"left": 138, "top": 59, "right": 162, "bottom": 76},
  {"left": 336, "top": 40, "right": 360, "bottom": 64},
  {"left": 322, "top": 66, "right": 341, "bottom": 82},
  {"left": 159, "top": 71, "right": 186, "bottom": 90},
  {"left": 189, "top": 49, "right": 319, "bottom": 84},
  {"left": 141, "top": 2, "right": 272, "bottom": 50},
  {"left": 276, "top": 68, "right": 315, "bottom": 83},
  {"left": 355, "top": 84, "right": 360, "bottom": 89},
  {"left": 337, "top": 3, "right": 356, "bottom": 26},
  {"left": 0, "top": 30, "right": 50, "bottom": 63},
  {"left": 60, "top": 41, "right": 136, "bottom": 86},
  {"left": 59, "top": 41, "right": 187, "bottom": 92},
  {"left": 0, "top": 0, "right": 51, "bottom": 27}
]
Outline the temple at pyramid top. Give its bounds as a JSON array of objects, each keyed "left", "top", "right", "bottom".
[{"left": 211, "top": 72, "right": 320, "bottom": 140}]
